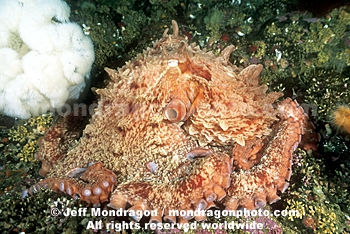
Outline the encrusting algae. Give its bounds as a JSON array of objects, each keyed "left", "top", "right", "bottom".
[
  {"left": 7, "top": 114, "right": 53, "bottom": 163},
  {"left": 282, "top": 148, "right": 349, "bottom": 233}
]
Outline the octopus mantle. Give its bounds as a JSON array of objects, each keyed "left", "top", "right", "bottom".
[{"left": 32, "top": 21, "right": 308, "bottom": 223}]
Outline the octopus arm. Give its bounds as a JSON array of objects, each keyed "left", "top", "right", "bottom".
[
  {"left": 224, "top": 98, "right": 306, "bottom": 210},
  {"left": 26, "top": 162, "right": 117, "bottom": 205},
  {"left": 108, "top": 153, "right": 232, "bottom": 222},
  {"left": 35, "top": 113, "right": 89, "bottom": 176}
]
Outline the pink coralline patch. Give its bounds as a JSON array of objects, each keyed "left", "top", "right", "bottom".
[
  {"left": 244, "top": 216, "right": 283, "bottom": 234},
  {"left": 29, "top": 20, "right": 310, "bottom": 224}
]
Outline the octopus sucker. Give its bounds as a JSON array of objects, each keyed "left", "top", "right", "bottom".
[
  {"left": 92, "top": 185, "right": 102, "bottom": 195},
  {"left": 149, "top": 213, "right": 163, "bottom": 224},
  {"left": 163, "top": 214, "right": 176, "bottom": 223},
  {"left": 204, "top": 189, "right": 217, "bottom": 202},
  {"left": 128, "top": 202, "right": 150, "bottom": 221},
  {"left": 29, "top": 20, "right": 315, "bottom": 224},
  {"left": 213, "top": 185, "right": 227, "bottom": 201},
  {"left": 195, "top": 199, "right": 208, "bottom": 210},
  {"left": 58, "top": 181, "right": 65, "bottom": 192},
  {"left": 254, "top": 195, "right": 267, "bottom": 209},
  {"left": 182, "top": 210, "right": 195, "bottom": 220}
]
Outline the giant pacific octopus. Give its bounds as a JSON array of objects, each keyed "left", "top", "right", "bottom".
[{"left": 30, "top": 20, "right": 310, "bottom": 223}]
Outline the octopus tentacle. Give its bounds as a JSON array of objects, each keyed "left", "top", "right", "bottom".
[
  {"left": 108, "top": 153, "right": 232, "bottom": 222},
  {"left": 32, "top": 162, "right": 116, "bottom": 205},
  {"left": 232, "top": 138, "right": 265, "bottom": 170},
  {"left": 224, "top": 98, "right": 305, "bottom": 210},
  {"left": 35, "top": 113, "right": 89, "bottom": 176}
]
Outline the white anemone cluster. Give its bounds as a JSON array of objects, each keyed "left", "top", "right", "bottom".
[{"left": 0, "top": 0, "right": 95, "bottom": 118}]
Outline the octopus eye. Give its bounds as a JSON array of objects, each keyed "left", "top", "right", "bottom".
[{"left": 165, "top": 98, "right": 186, "bottom": 123}]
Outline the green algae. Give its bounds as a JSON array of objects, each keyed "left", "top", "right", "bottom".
[
  {"left": 305, "top": 70, "right": 350, "bottom": 123},
  {"left": 281, "top": 147, "right": 350, "bottom": 233},
  {"left": 0, "top": 114, "right": 53, "bottom": 195}
]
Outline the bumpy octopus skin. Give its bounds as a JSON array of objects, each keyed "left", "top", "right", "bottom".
[{"left": 31, "top": 21, "right": 309, "bottom": 222}]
